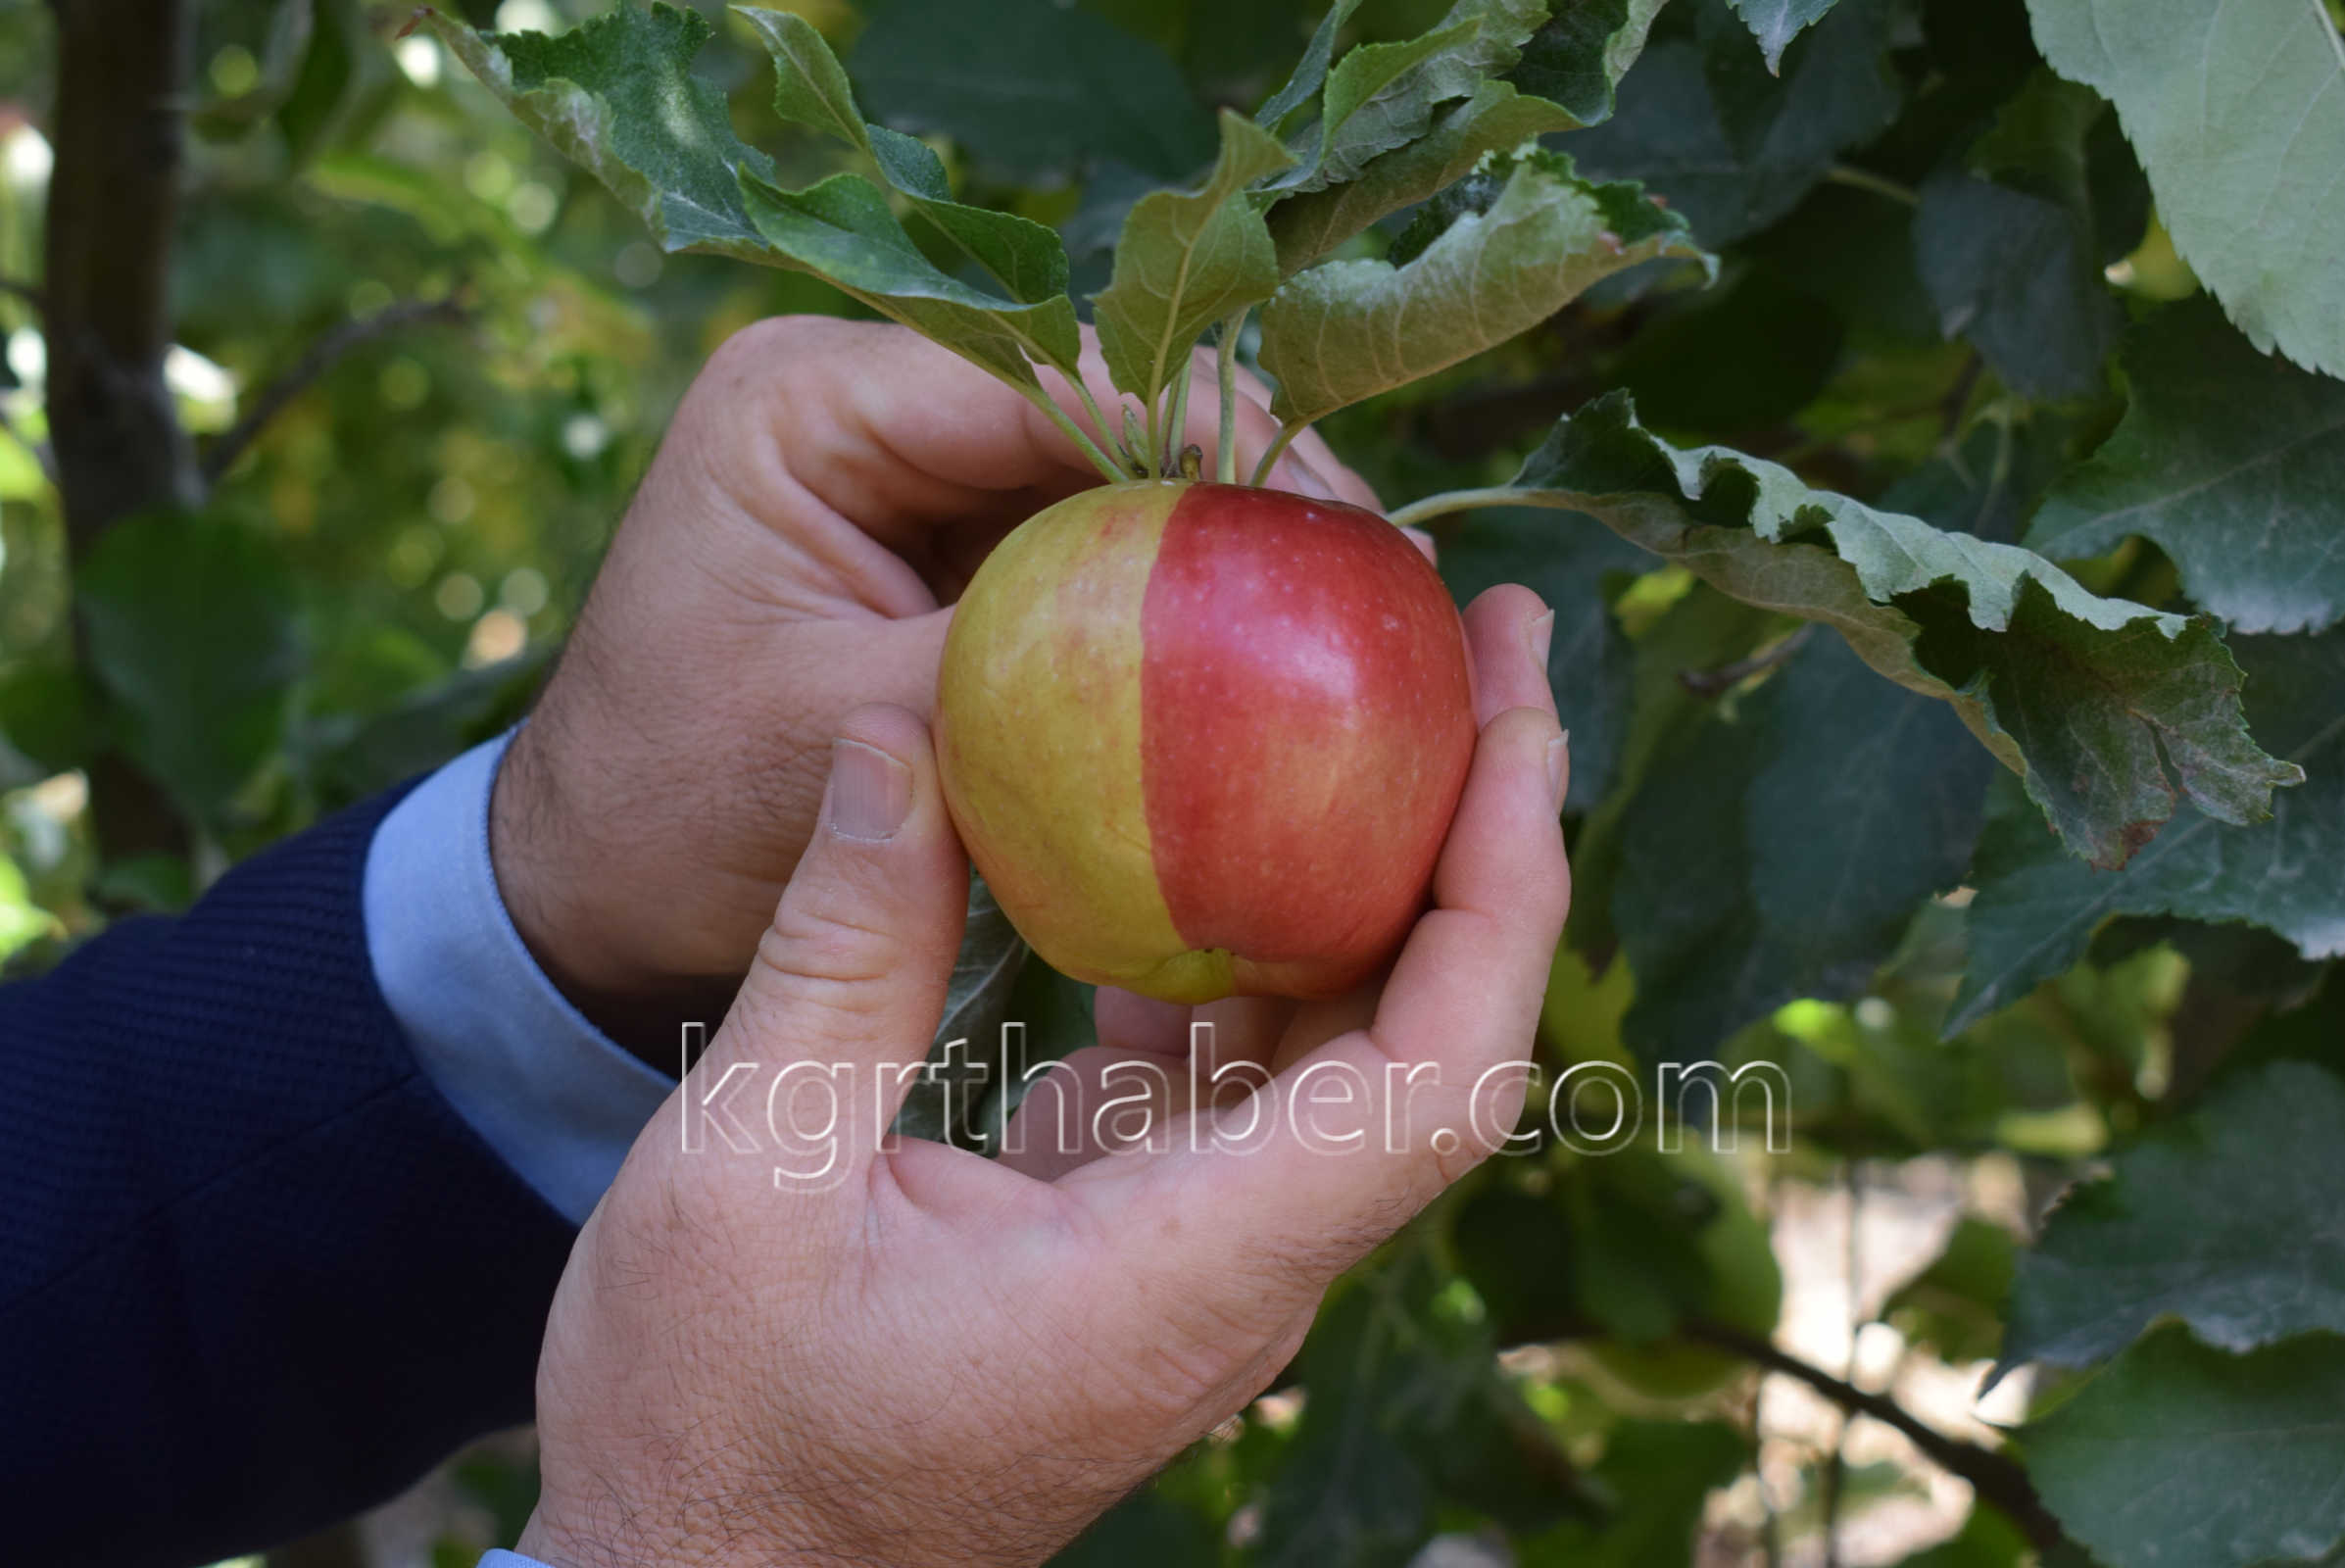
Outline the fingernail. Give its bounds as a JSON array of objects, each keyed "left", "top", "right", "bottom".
[
  {"left": 1546, "top": 731, "right": 1570, "bottom": 811},
  {"left": 1528, "top": 609, "right": 1554, "bottom": 671},
  {"left": 1400, "top": 525, "right": 1437, "bottom": 564},
  {"left": 1279, "top": 458, "right": 1340, "bottom": 502},
  {"left": 829, "top": 739, "right": 912, "bottom": 842}
]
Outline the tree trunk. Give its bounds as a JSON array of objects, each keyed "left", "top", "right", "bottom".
[{"left": 43, "top": 0, "right": 201, "bottom": 862}]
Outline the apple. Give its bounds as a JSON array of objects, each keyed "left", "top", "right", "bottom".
[{"left": 934, "top": 479, "right": 1477, "bottom": 1004}]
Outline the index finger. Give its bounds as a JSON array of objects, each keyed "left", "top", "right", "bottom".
[{"left": 753, "top": 318, "right": 1382, "bottom": 547}]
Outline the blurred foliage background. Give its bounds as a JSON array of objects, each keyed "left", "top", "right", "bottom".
[{"left": 5, "top": 0, "right": 2342, "bottom": 1565}]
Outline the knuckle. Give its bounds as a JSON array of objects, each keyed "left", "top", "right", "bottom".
[{"left": 750, "top": 893, "right": 901, "bottom": 1026}]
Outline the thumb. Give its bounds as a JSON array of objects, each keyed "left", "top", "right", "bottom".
[
  {"left": 801, "top": 608, "right": 955, "bottom": 721},
  {"left": 703, "top": 705, "right": 969, "bottom": 1121}
]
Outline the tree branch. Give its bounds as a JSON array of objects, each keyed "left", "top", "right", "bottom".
[
  {"left": 1676, "top": 1317, "right": 2066, "bottom": 1551},
  {"left": 0, "top": 276, "right": 44, "bottom": 311},
  {"left": 201, "top": 293, "right": 472, "bottom": 483}
]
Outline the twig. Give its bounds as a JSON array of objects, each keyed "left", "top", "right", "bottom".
[
  {"left": 1247, "top": 417, "right": 1307, "bottom": 488},
  {"left": 1680, "top": 624, "right": 1814, "bottom": 697},
  {"left": 1824, "top": 164, "right": 1920, "bottom": 208},
  {"left": 1939, "top": 350, "right": 1985, "bottom": 441},
  {"left": 1676, "top": 1317, "right": 2066, "bottom": 1551},
  {"left": 0, "top": 277, "right": 43, "bottom": 312},
  {"left": 201, "top": 294, "right": 471, "bottom": 482}
]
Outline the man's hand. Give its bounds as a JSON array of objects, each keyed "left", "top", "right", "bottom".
[
  {"left": 512, "top": 585, "right": 1568, "bottom": 1568},
  {"left": 489, "top": 318, "right": 1378, "bottom": 1051}
]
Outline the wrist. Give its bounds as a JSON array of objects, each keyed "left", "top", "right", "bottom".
[
  {"left": 514, "top": 1500, "right": 838, "bottom": 1568},
  {"left": 488, "top": 722, "right": 736, "bottom": 1064}
]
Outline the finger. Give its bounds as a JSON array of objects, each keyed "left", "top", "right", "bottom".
[
  {"left": 999, "top": 993, "right": 1296, "bottom": 1179},
  {"left": 699, "top": 705, "right": 970, "bottom": 1166},
  {"left": 1084, "top": 706, "right": 1570, "bottom": 1292},
  {"left": 791, "top": 607, "right": 955, "bottom": 722},
  {"left": 1460, "top": 585, "right": 1557, "bottom": 727},
  {"left": 1094, "top": 987, "right": 1193, "bottom": 1057},
  {"left": 997, "top": 1045, "right": 1187, "bottom": 1181},
  {"left": 702, "top": 318, "right": 1388, "bottom": 571},
  {"left": 1280, "top": 419, "right": 1383, "bottom": 512},
  {"left": 1372, "top": 707, "right": 1570, "bottom": 1079}
]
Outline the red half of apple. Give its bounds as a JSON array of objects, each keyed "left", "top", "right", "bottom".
[{"left": 934, "top": 480, "right": 1477, "bottom": 1004}]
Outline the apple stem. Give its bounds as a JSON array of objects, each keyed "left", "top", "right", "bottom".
[
  {"left": 1142, "top": 378, "right": 1162, "bottom": 479},
  {"left": 1215, "top": 309, "right": 1246, "bottom": 484},
  {"left": 1067, "top": 377, "right": 1131, "bottom": 473},
  {"left": 1247, "top": 418, "right": 1308, "bottom": 488},
  {"left": 1024, "top": 380, "right": 1135, "bottom": 485},
  {"left": 1386, "top": 486, "right": 1562, "bottom": 529},
  {"left": 1162, "top": 352, "right": 1194, "bottom": 476}
]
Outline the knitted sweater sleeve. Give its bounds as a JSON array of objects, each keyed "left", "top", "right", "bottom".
[{"left": 0, "top": 788, "right": 578, "bottom": 1568}]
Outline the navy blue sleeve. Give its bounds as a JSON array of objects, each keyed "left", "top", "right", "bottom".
[{"left": 0, "top": 788, "right": 580, "bottom": 1568}]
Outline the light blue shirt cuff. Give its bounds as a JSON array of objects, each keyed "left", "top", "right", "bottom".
[
  {"left": 364, "top": 731, "right": 675, "bottom": 1225},
  {"left": 480, "top": 1551, "right": 555, "bottom": 1568}
]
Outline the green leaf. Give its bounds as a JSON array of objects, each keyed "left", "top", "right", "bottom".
[
  {"left": 1282, "top": 0, "right": 1551, "bottom": 194},
  {"left": 1724, "top": 0, "right": 1843, "bottom": 71},
  {"left": 1914, "top": 72, "right": 2129, "bottom": 400},
  {"left": 1256, "top": 151, "right": 1705, "bottom": 425},
  {"left": 1506, "top": 0, "right": 1672, "bottom": 125},
  {"left": 738, "top": 7, "right": 1077, "bottom": 324},
  {"left": 2027, "top": 297, "right": 2345, "bottom": 636},
  {"left": 1565, "top": 0, "right": 1903, "bottom": 246},
  {"left": 1093, "top": 110, "right": 1295, "bottom": 408},
  {"left": 1049, "top": 1490, "right": 1218, "bottom": 1567},
  {"left": 1887, "top": 1503, "right": 2029, "bottom": 1568},
  {"left": 1885, "top": 1216, "right": 2017, "bottom": 1366},
  {"left": 279, "top": 0, "right": 389, "bottom": 168},
  {"left": 431, "top": 3, "right": 1089, "bottom": 388},
  {"left": 304, "top": 651, "right": 549, "bottom": 807},
  {"left": 1913, "top": 180, "right": 2114, "bottom": 401},
  {"left": 0, "top": 660, "right": 94, "bottom": 779},
  {"left": 1450, "top": 1182, "right": 1580, "bottom": 1343},
  {"left": 1951, "top": 627, "right": 2345, "bottom": 1029},
  {"left": 1567, "top": 584, "right": 1780, "bottom": 957},
  {"left": 847, "top": 0, "right": 1217, "bottom": 183},
  {"left": 1517, "top": 1420, "right": 1750, "bottom": 1568},
  {"left": 2002, "top": 1062, "right": 2345, "bottom": 1377},
  {"left": 1255, "top": 0, "right": 1367, "bottom": 133},
  {"left": 0, "top": 853, "right": 60, "bottom": 962},
  {"left": 420, "top": 2, "right": 774, "bottom": 256},
  {"left": 2024, "top": 0, "right": 2345, "bottom": 380},
  {"left": 1434, "top": 506, "right": 1650, "bottom": 809},
  {"left": 1477, "top": 392, "right": 2303, "bottom": 870},
  {"left": 78, "top": 514, "right": 305, "bottom": 826},
  {"left": 2024, "top": 1324, "right": 2345, "bottom": 1568},
  {"left": 734, "top": 169, "right": 1079, "bottom": 389},
  {"left": 1605, "top": 267, "right": 1845, "bottom": 431},
  {"left": 1264, "top": 1250, "right": 1597, "bottom": 1563},
  {"left": 1877, "top": 415, "right": 2076, "bottom": 547},
  {"left": 1615, "top": 631, "right": 1993, "bottom": 1060},
  {"left": 731, "top": 8, "right": 1073, "bottom": 312},
  {"left": 1268, "top": 80, "right": 1584, "bottom": 270},
  {"left": 894, "top": 874, "right": 1028, "bottom": 1147}
]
